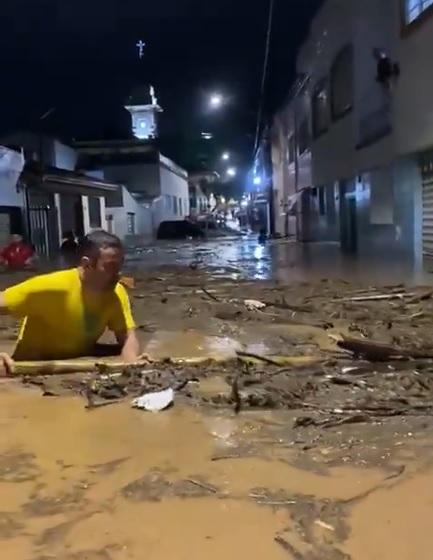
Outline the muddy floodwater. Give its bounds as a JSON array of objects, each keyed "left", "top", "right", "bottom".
[{"left": 1, "top": 237, "right": 433, "bottom": 559}]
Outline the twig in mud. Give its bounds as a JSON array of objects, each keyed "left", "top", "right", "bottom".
[
  {"left": 236, "top": 351, "right": 280, "bottom": 366},
  {"left": 264, "top": 299, "right": 314, "bottom": 313},
  {"left": 343, "top": 466, "right": 408, "bottom": 506},
  {"left": 201, "top": 287, "right": 221, "bottom": 302},
  {"left": 274, "top": 536, "right": 303, "bottom": 560},
  {"left": 85, "top": 399, "right": 125, "bottom": 411},
  {"left": 339, "top": 292, "right": 415, "bottom": 303},
  {"left": 321, "top": 414, "right": 370, "bottom": 429},
  {"left": 185, "top": 479, "right": 218, "bottom": 494},
  {"left": 385, "top": 465, "right": 406, "bottom": 481},
  {"left": 211, "top": 454, "right": 244, "bottom": 462},
  {"left": 337, "top": 335, "right": 433, "bottom": 362}
]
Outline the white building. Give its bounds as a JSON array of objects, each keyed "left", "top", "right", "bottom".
[
  {"left": 76, "top": 141, "right": 189, "bottom": 243},
  {"left": 0, "top": 146, "right": 26, "bottom": 245},
  {"left": 271, "top": 0, "right": 433, "bottom": 263},
  {"left": 0, "top": 133, "right": 118, "bottom": 256},
  {"left": 76, "top": 86, "right": 189, "bottom": 242}
]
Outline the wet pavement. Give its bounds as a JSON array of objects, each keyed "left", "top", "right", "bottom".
[
  {"left": 127, "top": 236, "right": 433, "bottom": 284},
  {"left": 1, "top": 236, "right": 433, "bottom": 559}
]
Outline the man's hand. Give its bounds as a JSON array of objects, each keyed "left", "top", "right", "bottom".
[
  {"left": 138, "top": 352, "right": 154, "bottom": 363},
  {"left": 0, "top": 353, "right": 14, "bottom": 377}
]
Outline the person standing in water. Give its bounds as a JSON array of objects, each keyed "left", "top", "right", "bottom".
[{"left": 0, "top": 230, "right": 140, "bottom": 374}]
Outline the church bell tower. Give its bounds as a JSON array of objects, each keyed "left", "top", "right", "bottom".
[{"left": 125, "top": 85, "right": 163, "bottom": 140}]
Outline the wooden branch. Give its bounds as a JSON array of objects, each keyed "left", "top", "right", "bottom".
[
  {"left": 236, "top": 351, "right": 280, "bottom": 366},
  {"left": 201, "top": 287, "right": 221, "bottom": 302},
  {"left": 338, "top": 335, "right": 433, "bottom": 362},
  {"left": 10, "top": 354, "right": 323, "bottom": 377}
]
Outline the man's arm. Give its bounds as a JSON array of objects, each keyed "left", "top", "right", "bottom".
[
  {"left": 0, "top": 293, "right": 10, "bottom": 315},
  {"left": 115, "top": 329, "right": 140, "bottom": 363},
  {"left": 0, "top": 294, "right": 14, "bottom": 374}
]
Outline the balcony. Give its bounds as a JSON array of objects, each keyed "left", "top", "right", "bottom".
[{"left": 357, "top": 88, "right": 393, "bottom": 149}]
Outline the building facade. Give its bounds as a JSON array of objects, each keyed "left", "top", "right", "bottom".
[
  {"left": 0, "top": 134, "right": 116, "bottom": 257},
  {"left": 76, "top": 141, "right": 189, "bottom": 242},
  {"left": 271, "top": 0, "right": 433, "bottom": 264}
]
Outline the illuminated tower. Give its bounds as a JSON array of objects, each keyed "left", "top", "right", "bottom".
[{"left": 125, "top": 85, "right": 163, "bottom": 140}]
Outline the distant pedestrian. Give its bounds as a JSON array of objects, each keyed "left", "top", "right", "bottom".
[
  {"left": 0, "top": 234, "right": 35, "bottom": 270},
  {"left": 60, "top": 231, "right": 78, "bottom": 267}
]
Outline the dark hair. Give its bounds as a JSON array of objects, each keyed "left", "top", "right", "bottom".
[{"left": 78, "top": 230, "right": 123, "bottom": 259}]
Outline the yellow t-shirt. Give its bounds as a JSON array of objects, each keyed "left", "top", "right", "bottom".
[{"left": 3, "top": 269, "right": 136, "bottom": 360}]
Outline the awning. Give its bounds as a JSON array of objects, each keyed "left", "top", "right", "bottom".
[{"left": 21, "top": 162, "right": 120, "bottom": 197}]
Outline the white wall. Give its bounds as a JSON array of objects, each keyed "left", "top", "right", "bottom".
[
  {"left": 396, "top": 8, "right": 433, "bottom": 154},
  {"left": 103, "top": 164, "right": 160, "bottom": 196},
  {"left": 294, "top": 0, "right": 398, "bottom": 187},
  {"left": 158, "top": 164, "right": 189, "bottom": 226},
  {"left": 0, "top": 171, "right": 25, "bottom": 207},
  {"left": 54, "top": 140, "right": 77, "bottom": 170},
  {"left": 106, "top": 186, "right": 153, "bottom": 241}
]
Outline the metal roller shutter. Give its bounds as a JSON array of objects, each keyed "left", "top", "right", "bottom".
[{"left": 423, "top": 178, "right": 433, "bottom": 258}]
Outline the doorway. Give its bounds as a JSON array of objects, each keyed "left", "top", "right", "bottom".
[{"left": 339, "top": 182, "right": 358, "bottom": 253}]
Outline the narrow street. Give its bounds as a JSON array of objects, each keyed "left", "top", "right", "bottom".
[{"left": 1, "top": 237, "right": 433, "bottom": 559}]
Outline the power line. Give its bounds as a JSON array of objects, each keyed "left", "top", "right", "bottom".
[{"left": 253, "top": 0, "right": 275, "bottom": 156}]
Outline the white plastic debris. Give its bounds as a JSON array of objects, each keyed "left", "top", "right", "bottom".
[
  {"left": 244, "top": 299, "right": 266, "bottom": 311},
  {"left": 131, "top": 388, "right": 174, "bottom": 412}
]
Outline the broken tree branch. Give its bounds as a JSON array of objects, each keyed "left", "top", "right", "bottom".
[{"left": 337, "top": 335, "right": 433, "bottom": 362}]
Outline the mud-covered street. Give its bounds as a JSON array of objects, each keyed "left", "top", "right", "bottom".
[{"left": 1, "top": 237, "right": 433, "bottom": 559}]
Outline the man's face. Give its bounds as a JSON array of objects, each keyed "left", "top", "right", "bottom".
[
  {"left": 82, "top": 246, "right": 124, "bottom": 291},
  {"left": 11, "top": 235, "right": 23, "bottom": 244}
]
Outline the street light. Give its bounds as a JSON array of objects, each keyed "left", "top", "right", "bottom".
[
  {"left": 221, "top": 152, "right": 230, "bottom": 161},
  {"left": 201, "top": 132, "right": 213, "bottom": 140},
  {"left": 210, "top": 93, "right": 223, "bottom": 109},
  {"left": 253, "top": 176, "right": 262, "bottom": 186},
  {"left": 227, "top": 167, "right": 237, "bottom": 178}
]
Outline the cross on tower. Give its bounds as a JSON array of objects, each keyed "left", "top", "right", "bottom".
[{"left": 136, "top": 40, "right": 146, "bottom": 59}]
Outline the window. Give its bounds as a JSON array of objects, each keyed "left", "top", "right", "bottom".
[
  {"left": 330, "top": 45, "right": 354, "bottom": 120},
  {"left": 88, "top": 196, "right": 102, "bottom": 228},
  {"left": 126, "top": 212, "right": 135, "bottom": 235},
  {"left": 179, "top": 198, "right": 183, "bottom": 216},
  {"left": 287, "top": 134, "right": 296, "bottom": 164},
  {"left": 173, "top": 196, "right": 178, "bottom": 215},
  {"left": 105, "top": 187, "right": 124, "bottom": 208},
  {"left": 297, "top": 118, "right": 311, "bottom": 155},
  {"left": 405, "top": 0, "right": 433, "bottom": 24},
  {"left": 312, "top": 79, "right": 329, "bottom": 137}
]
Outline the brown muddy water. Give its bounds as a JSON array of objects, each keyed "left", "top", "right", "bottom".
[
  {"left": 1, "top": 238, "right": 433, "bottom": 559},
  {"left": 0, "top": 382, "right": 432, "bottom": 560}
]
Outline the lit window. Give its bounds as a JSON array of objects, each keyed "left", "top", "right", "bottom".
[{"left": 406, "top": 0, "right": 433, "bottom": 23}]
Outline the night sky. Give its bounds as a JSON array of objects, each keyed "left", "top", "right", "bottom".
[{"left": 1, "top": 0, "right": 321, "bottom": 179}]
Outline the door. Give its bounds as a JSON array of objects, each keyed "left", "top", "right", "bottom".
[
  {"left": 340, "top": 183, "right": 358, "bottom": 253},
  {"left": 0, "top": 214, "right": 11, "bottom": 247}
]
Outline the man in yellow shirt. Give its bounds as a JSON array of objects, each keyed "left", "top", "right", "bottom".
[{"left": 0, "top": 230, "right": 140, "bottom": 374}]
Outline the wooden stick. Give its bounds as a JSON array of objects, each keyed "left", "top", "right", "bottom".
[
  {"left": 11, "top": 355, "right": 322, "bottom": 377},
  {"left": 340, "top": 293, "right": 414, "bottom": 303},
  {"left": 338, "top": 335, "right": 433, "bottom": 362},
  {"left": 12, "top": 361, "right": 142, "bottom": 376},
  {"left": 236, "top": 351, "right": 280, "bottom": 366}
]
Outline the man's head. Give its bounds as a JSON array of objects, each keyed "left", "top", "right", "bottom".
[
  {"left": 78, "top": 230, "right": 124, "bottom": 291},
  {"left": 10, "top": 234, "right": 23, "bottom": 245}
]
